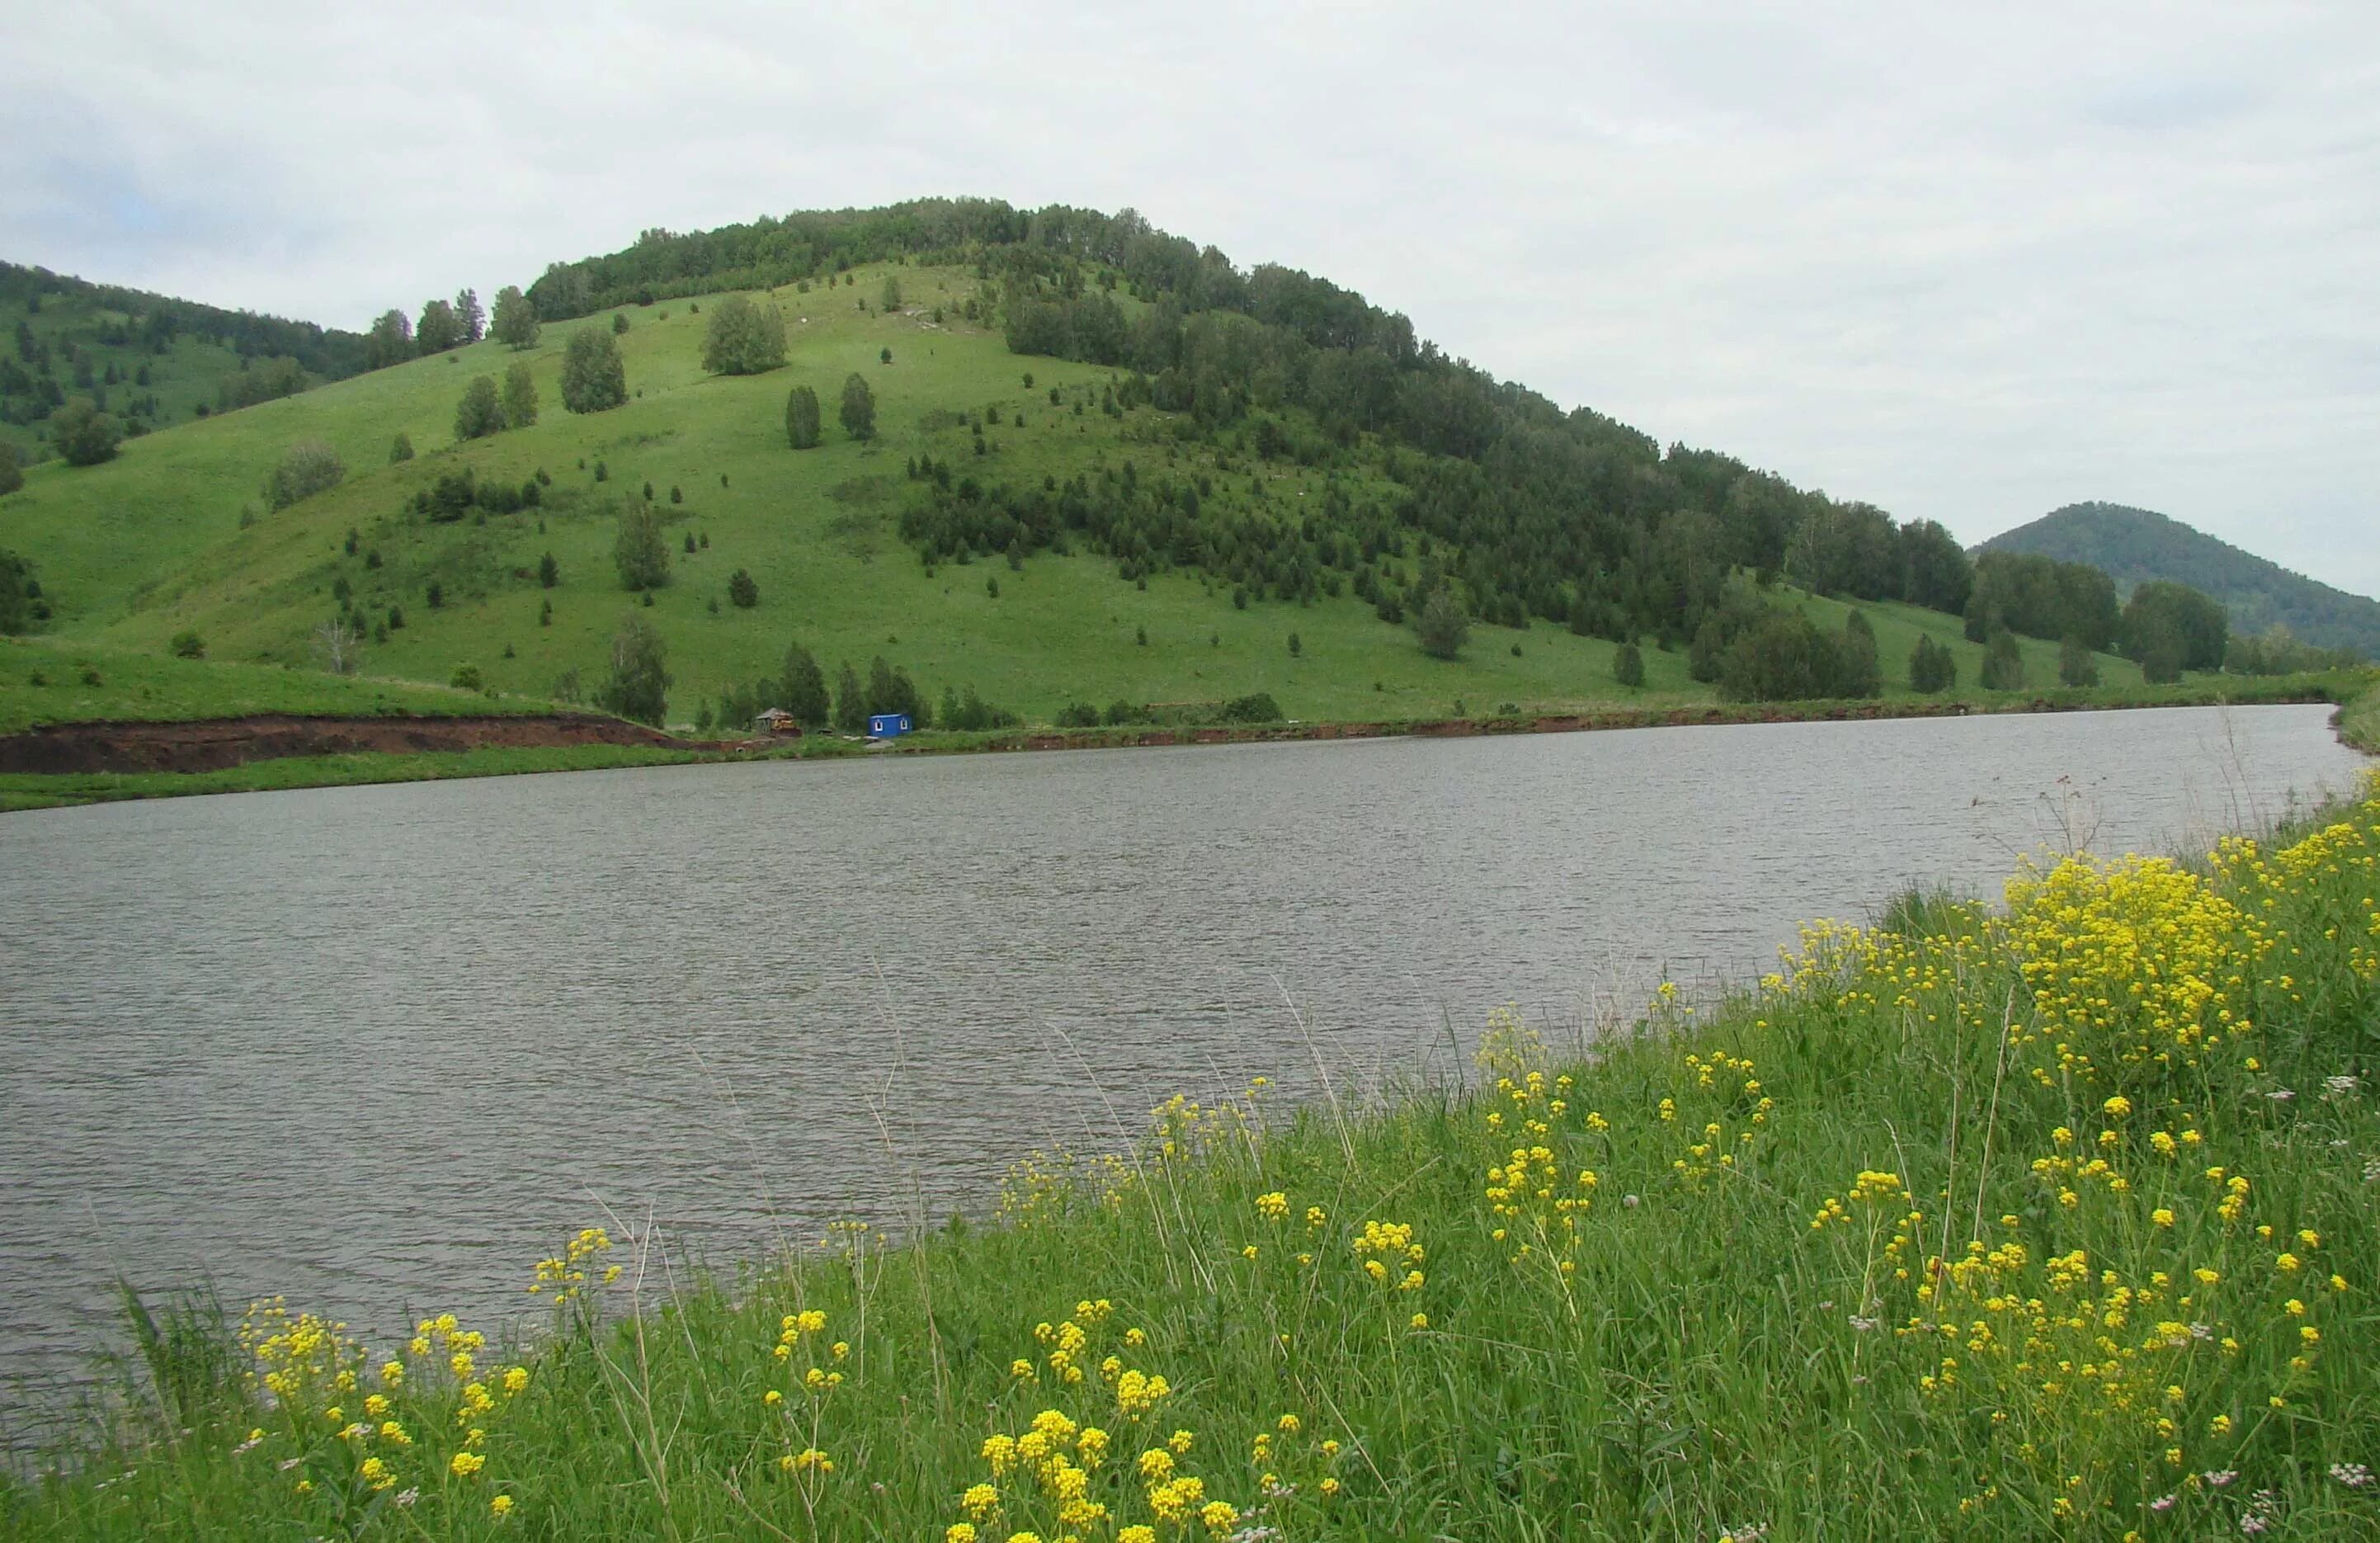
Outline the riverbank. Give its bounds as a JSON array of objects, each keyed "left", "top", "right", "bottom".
[
  {"left": 3, "top": 670, "right": 2372, "bottom": 811},
  {"left": 8, "top": 772, "right": 2376, "bottom": 1539}
]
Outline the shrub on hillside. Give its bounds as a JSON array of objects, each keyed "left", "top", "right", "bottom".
[
  {"left": 1613, "top": 641, "right": 1644, "bottom": 688},
  {"left": 613, "top": 498, "right": 671, "bottom": 591},
  {"left": 170, "top": 630, "right": 205, "bottom": 659},
  {"left": 699, "top": 295, "right": 788, "bottom": 376},
  {"left": 0, "top": 441, "right": 21, "bottom": 495},
  {"left": 728, "top": 569, "right": 758, "bottom": 608},
  {"left": 50, "top": 399, "right": 121, "bottom": 466},
  {"left": 1218, "top": 691, "right": 1282, "bottom": 723},
  {"left": 0, "top": 550, "right": 45, "bottom": 634},
  {"left": 1414, "top": 589, "right": 1468, "bottom": 660},
  {"left": 262, "top": 441, "right": 345, "bottom": 510}
]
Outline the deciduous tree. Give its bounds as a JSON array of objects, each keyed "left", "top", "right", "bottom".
[
  {"left": 561, "top": 328, "right": 628, "bottom": 414},
  {"left": 612, "top": 497, "right": 671, "bottom": 591},
  {"left": 596, "top": 616, "right": 671, "bottom": 725},
  {"left": 50, "top": 398, "right": 120, "bottom": 465},
  {"left": 502, "top": 361, "right": 539, "bottom": 428},
  {"left": 699, "top": 295, "right": 787, "bottom": 375},
  {"left": 491, "top": 285, "right": 540, "bottom": 350}
]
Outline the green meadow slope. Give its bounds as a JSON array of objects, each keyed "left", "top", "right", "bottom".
[
  {"left": 0, "top": 262, "right": 367, "bottom": 465},
  {"left": 0, "top": 262, "right": 2151, "bottom": 732}
]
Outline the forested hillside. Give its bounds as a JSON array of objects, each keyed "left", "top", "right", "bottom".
[
  {"left": 0, "top": 263, "right": 373, "bottom": 465},
  {"left": 1983, "top": 502, "right": 2378, "bottom": 660},
  {"left": 0, "top": 201, "right": 2208, "bottom": 732}
]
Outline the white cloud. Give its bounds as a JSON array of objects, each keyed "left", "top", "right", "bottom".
[{"left": 2, "top": 0, "right": 2373, "bottom": 592}]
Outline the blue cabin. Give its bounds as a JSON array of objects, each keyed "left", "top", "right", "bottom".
[{"left": 867, "top": 713, "right": 912, "bottom": 738}]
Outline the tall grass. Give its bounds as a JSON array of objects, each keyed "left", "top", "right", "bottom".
[{"left": 9, "top": 773, "right": 2380, "bottom": 1540}]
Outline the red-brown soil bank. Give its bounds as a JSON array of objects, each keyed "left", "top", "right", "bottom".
[{"left": 0, "top": 714, "right": 694, "bottom": 775}]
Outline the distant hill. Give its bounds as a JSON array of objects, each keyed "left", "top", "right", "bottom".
[
  {"left": 0, "top": 262, "right": 370, "bottom": 464},
  {"left": 1981, "top": 502, "right": 2379, "bottom": 659}
]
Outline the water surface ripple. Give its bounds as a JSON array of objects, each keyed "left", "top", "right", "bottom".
[{"left": 0, "top": 705, "right": 2364, "bottom": 1428}]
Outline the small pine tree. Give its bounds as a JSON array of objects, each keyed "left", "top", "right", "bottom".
[
  {"left": 1980, "top": 628, "right": 2024, "bottom": 691},
  {"left": 2058, "top": 634, "right": 2100, "bottom": 687},
  {"left": 785, "top": 385, "right": 822, "bottom": 449},
  {"left": 728, "top": 569, "right": 758, "bottom": 608},
  {"left": 1614, "top": 641, "right": 1645, "bottom": 687},
  {"left": 839, "top": 373, "right": 877, "bottom": 440},
  {"left": 454, "top": 375, "right": 504, "bottom": 440}
]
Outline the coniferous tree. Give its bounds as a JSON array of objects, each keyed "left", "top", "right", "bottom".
[
  {"left": 1908, "top": 635, "right": 1957, "bottom": 693},
  {"left": 839, "top": 372, "right": 877, "bottom": 440},
  {"left": 833, "top": 661, "right": 866, "bottom": 733},
  {"left": 780, "top": 642, "right": 830, "bottom": 725},
  {"left": 785, "top": 385, "right": 822, "bottom": 448},
  {"left": 455, "top": 375, "right": 504, "bottom": 440},
  {"left": 456, "top": 288, "right": 484, "bottom": 343},
  {"left": 2058, "top": 634, "right": 2100, "bottom": 687},
  {"left": 728, "top": 568, "right": 758, "bottom": 608},
  {"left": 389, "top": 432, "right": 414, "bottom": 463},
  {"left": 1613, "top": 641, "right": 1645, "bottom": 688},
  {"left": 0, "top": 441, "right": 21, "bottom": 496},
  {"left": 538, "top": 552, "right": 559, "bottom": 588},
  {"left": 1836, "top": 610, "right": 1883, "bottom": 697},
  {"left": 1979, "top": 628, "right": 2025, "bottom": 691}
]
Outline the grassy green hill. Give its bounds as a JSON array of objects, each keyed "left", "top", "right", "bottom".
[
  {"left": 0, "top": 262, "right": 368, "bottom": 465},
  {"left": 0, "top": 259, "right": 2148, "bottom": 734},
  {"left": 1982, "top": 502, "right": 2380, "bottom": 659}
]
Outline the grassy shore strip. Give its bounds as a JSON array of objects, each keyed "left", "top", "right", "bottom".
[
  {"left": 11, "top": 777, "right": 2379, "bottom": 1541},
  {"left": 0, "top": 743, "right": 736, "bottom": 812},
  {"left": 0, "top": 637, "right": 567, "bottom": 737},
  {"left": 5, "top": 671, "right": 2371, "bottom": 811},
  {"left": 2340, "top": 682, "right": 2380, "bottom": 753}
]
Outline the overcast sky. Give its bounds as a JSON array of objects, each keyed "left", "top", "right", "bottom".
[{"left": 5, "top": 2, "right": 2374, "bottom": 593}]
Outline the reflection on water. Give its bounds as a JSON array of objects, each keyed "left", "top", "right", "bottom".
[{"left": 0, "top": 703, "right": 2362, "bottom": 1428}]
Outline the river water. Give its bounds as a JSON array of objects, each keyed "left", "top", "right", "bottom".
[{"left": 0, "top": 705, "right": 2365, "bottom": 1433}]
